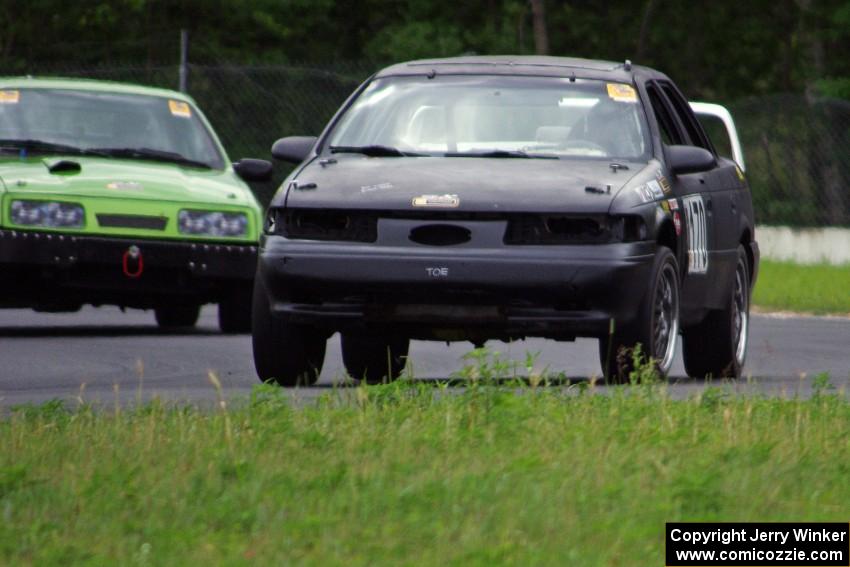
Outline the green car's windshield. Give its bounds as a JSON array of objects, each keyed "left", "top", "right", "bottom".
[
  {"left": 0, "top": 87, "right": 225, "bottom": 169},
  {"left": 327, "top": 75, "right": 651, "bottom": 161}
]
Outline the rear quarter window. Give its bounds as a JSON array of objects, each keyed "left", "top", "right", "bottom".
[{"left": 695, "top": 114, "right": 733, "bottom": 161}]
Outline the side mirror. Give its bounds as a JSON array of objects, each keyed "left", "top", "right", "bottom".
[
  {"left": 233, "top": 158, "right": 273, "bottom": 182},
  {"left": 271, "top": 136, "right": 317, "bottom": 163},
  {"left": 667, "top": 145, "right": 716, "bottom": 175}
]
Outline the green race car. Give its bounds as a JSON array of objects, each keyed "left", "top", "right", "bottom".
[{"left": 0, "top": 78, "right": 270, "bottom": 332}]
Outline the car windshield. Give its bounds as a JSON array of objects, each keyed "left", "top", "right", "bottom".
[
  {"left": 0, "top": 87, "right": 225, "bottom": 169},
  {"left": 327, "top": 75, "right": 651, "bottom": 160}
]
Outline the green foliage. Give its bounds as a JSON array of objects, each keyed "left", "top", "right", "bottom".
[
  {"left": 452, "top": 347, "right": 523, "bottom": 383},
  {"left": 753, "top": 260, "right": 850, "bottom": 314},
  {"left": 812, "top": 372, "right": 836, "bottom": 398},
  {"left": 627, "top": 344, "right": 663, "bottom": 385},
  {"left": 2, "top": 383, "right": 850, "bottom": 565},
  {"left": 816, "top": 77, "right": 850, "bottom": 100},
  {"left": 3, "top": 0, "right": 850, "bottom": 103},
  {"left": 364, "top": 21, "right": 465, "bottom": 61}
]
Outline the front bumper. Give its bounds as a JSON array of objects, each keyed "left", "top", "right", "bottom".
[
  {"left": 259, "top": 236, "right": 657, "bottom": 340},
  {"left": 0, "top": 228, "right": 257, "bottom": 308}
]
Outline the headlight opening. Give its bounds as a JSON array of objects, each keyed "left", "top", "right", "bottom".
[
  {"left": 178, "top": 209, "right": 249, "bottom": 237},
  {"left": 9, "top": 200, "right": 86, "bottom": 228}
]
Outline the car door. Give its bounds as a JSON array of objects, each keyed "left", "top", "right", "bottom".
[
  {"left": 658, "top": 81, "right": 744, "bottom": 310},
  {"left": 643, "top": 82, "right": 725, "bottom": 317}
]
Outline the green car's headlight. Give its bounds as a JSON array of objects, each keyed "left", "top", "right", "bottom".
[
  {"left": 9, "top": 200, "right": 85, "bottom": 228},
  {"left": 178, "top": 210, "right": 248, "bottom": 237}
]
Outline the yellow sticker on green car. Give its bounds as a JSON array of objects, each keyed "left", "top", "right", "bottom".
[
  {"left": 606, "top": 83, "right": 637, "bottom": 103},
  {"left": 107, "top": 181, "right": 143, "bottom": 191},
  {"left": 168, "top": 100, "right": 191, "bottom": 118},
  {"left": 0, "top": 90, "right": 20, "bottom": 104}
]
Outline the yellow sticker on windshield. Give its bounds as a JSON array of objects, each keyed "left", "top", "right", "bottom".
[
  {"left": 168, "top": 100, "right": 191, "bottom": 118},
  {"left": 0, "top": 90, "right": 20, "bottom": 104},
  {"left": 606, "top": 83, "right": 637, "bottom": 103}
]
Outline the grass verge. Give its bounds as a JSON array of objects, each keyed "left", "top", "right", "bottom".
[
  {"left": 754, "top": 260, "right": 850, "bottom": 314},
  {"left": 1, "top": 369, "right": 848, "bottom": 566}
]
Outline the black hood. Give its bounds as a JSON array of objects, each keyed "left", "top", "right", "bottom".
[{"left": 280, "top": 155, "right": 649, "bottom": 214}]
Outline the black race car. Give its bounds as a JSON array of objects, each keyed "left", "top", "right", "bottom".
[{"left": 253, "top": 56, "right": 759, "bottom": 385}]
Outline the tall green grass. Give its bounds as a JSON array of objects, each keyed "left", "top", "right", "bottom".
[
  {"left": 2, "top": 363, "right": 849, "bottom": 566},
  {"left": 754, "top": 260, "right": 850, "bottom": 314}
]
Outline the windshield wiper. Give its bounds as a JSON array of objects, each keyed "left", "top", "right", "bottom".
[
  {"left": 0, "top": 138, "right": 109, "bottom": 157},
  {"left": 90, "top": 147, "right": 212, "bottom": 169},
  {"left": 329, "top": 145, "right": 423, "bottom": 157},
  {"left": 444, "top": 149, "right": 558, "bottom": 159}
]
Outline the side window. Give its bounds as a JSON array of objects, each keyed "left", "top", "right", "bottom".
[
  {"left": 660, "top": 82, "right": 715, "bottom": 153},
  {"left": 695, "top": 114, "right": 733, "bottom": 159},
  {"left": 645, "top": 84, "right": 683, "bottom": 146}
]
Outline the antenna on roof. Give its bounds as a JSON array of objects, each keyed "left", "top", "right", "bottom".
[{"left": 624, "top": 59, "right": 632, "bottom": 71}]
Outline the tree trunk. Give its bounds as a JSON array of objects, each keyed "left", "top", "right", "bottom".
[
  {"left": 530, "top": 0, "right": 549, "bottom": 55},
  {"left": 636, "top": 0, "right": 657, "bottom": 60}
]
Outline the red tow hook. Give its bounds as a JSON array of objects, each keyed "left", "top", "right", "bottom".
[{"left": 122, "top": 245, "right": 144, "bottom": 278}]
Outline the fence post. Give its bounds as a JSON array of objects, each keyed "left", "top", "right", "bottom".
[{"left": 178, "top": 29, "right": 189, "bottom": 93}]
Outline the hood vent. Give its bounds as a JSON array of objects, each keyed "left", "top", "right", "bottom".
[
  {"left": 409, "top": 224, "right": 471, "bottom": 246},
  {"left": 96, "top": 214, "right": 167, "bottom": 230},
  {"left": 45, "top": 159, "right": 81, "bottom": 174}
]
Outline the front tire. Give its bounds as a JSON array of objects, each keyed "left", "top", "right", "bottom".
[
  {"left": 251, "top": 278, "right": 326, "bottom": 387},
  {"left": 218, "top": 285, "right": 252, "bottom": 334},
  {"left": 155, "top": 303, "right": 201, "bottom": 329},
  {"left": 341, "top": 333, "right": 409, "bottom": 384},
  {"left": 599, "top": 247, "right": 680, "bottom": 383},
  {"left": 682, "top": 245, "right": 750, "bottom": 379}
]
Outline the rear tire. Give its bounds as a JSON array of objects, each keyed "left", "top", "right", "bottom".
[
  {"left": 155, "top": 303, "right": 201, "bottom": 329},
  {"left": 599, "top": 247, "right": 680, "bottom": 384},
  {"left": 218, "top": 285, "right": 252, "bottom": 334},
  {"left": 682, "top": 245, "right": 750, "bottom": 379},
  {"left": 251, "top": 278, "right": 326, "bottom": 387},
  {"left": 341, "top": 333, "right": 409, "bottom": 384}
]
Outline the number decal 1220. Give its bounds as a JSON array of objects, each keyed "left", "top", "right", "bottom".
[{"left": 683, "top": 195, "right": 708, "bottom": 274}]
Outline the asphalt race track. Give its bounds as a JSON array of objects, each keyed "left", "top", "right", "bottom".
[{"left": 1, "top": 306, "right": 848, "bottom": 407}]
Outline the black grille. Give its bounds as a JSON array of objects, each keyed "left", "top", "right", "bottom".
[
  {"left": 281, "top": 209, "right": 377, "bottom": 242},
  {"left": 505, "top": 215, "right": 611, "bottom": 244},
  {"left": 96, "top": 214, "right": 168, "bottom": 230}
]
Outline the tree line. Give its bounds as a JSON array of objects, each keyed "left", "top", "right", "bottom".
[{"left": 3, "top": 0, "right": 850, "bottom": 102}]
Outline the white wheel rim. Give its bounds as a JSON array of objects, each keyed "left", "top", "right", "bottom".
[
  {"left": 653, "top": 263, "right": 680, "bottom": 373},
  {"left": 732, "top": 259, "right": 749, "bottom": 365}
]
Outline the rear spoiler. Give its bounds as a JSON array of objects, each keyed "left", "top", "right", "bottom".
[{"left": 689, "top": 101, "right": 746, "bottom": 172}]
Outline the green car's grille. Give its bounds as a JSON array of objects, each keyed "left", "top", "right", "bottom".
[{"left": 96, "top": 214, "right": 168, "bottom": 230}]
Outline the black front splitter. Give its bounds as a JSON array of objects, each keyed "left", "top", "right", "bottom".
[{"left": 0, "top": 229, "right": 257, "bottom": 309}]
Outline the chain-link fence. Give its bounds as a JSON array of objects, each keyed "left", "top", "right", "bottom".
[
  {"left": 702, "top": 94, "right": 850, "bottom": 227},
  {"left": 4, "top": 63, "right": 850, "bottom": 225}
]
